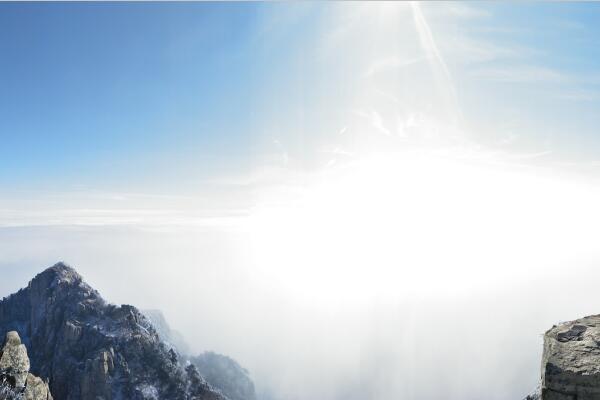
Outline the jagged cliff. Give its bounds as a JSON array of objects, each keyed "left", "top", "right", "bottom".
[
  {"left": 0, "top": 262, "right": 242, "bottom": 400},
  {"left": 540, "top": 314, "right": 600, "bottom": 400}
]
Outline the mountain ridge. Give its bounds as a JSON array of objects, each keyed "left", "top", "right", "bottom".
[
  {"left": 140, "top": 310, "right": 256, "bottom": 400},
  {"left": 0, "top": 262, "right": 253, "bottom": 400}
]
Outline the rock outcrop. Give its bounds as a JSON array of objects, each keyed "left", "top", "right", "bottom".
[
  {"left": 0, "top": 262, "right": 228, "bottom": 400},
  {"left": 541, "top": 314, "right": 600, "bottom": 399},
  {"left": 0, "top": 331, "right": 52, "bottom": 400}
]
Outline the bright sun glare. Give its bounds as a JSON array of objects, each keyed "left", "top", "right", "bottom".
[
  {"left": 236, "top": 2, "right": 600, "bottom": 308},
  {"left": 247, "top": 150, "right": 600, "bottom": 306}
]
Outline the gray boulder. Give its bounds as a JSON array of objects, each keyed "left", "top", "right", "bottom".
[
  {"left": 541, "top": 314, "right": 600, "bottom": 399},
  {"left": 23, "top": 373, "right": 53, "bottom": 400},
  {"left": 0, "top": 331, "right": 52, "bottom": 400},
  {"left": 0, "top": 331, "right": 30, "bottom": 388}
]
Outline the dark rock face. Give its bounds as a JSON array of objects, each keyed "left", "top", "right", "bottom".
[
  {"left": 191, "top": 352, "right": 256, "bottom": 400},
  {"left": 541, "top": 315, "right": 600, "bottom": 400},
  {"left": 0, "top": 263, "right": 226, "bottom": 400}
]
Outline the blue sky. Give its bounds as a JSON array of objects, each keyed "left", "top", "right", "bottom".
[
  {"left": 0, "top": 3, "right": 267, "bottom": 190},
  {"left": 1, "top": 1, "right": 600, "bottom": 204}
]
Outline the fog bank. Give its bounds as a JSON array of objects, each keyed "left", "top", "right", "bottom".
[{"left": 2, "top": 158, "right": 600, "bottom": 400}]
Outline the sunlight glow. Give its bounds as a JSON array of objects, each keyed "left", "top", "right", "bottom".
[
  {"left": 241, "top": 4, "right": 600, "bottom": 307},
  {"left": 247, "top": 150, "right": 600, "bottom": 306}
]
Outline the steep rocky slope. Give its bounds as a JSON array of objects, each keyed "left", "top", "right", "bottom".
[
  {"left": 0, "top": 262, "right": 228, "bottom": 400},
  {"left": 142, "top": 310, "right": 256, "bottom": 400},
  {"left": 541, "top": 314, "right": 600, "bottom": 399},
  {"left": 142, "top": 310, "right": 191, "bottom": 356}
]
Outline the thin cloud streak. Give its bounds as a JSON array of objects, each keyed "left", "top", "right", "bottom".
[{"left": 411, "top": 2, "right": 463, "bottom": 125}]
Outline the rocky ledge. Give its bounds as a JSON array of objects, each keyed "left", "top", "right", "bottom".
[
  {"left": 0, "top": 331, "right": 52, "bottom": 400},
  {"left": 541, "top": 314, "right": 600, "bottom": 399}
]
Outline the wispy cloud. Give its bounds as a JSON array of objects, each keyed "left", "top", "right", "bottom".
[
  {"left": 411, "top": 2, "right": 462, "bottom": 122},
  {"left": 0, "top": 189, "right": 253, "bottom": 229},
  {"left": 355, "top": 110, "right": 392, "bottom": 136},
  {"left": 552, "top": 18, "right": 587, "bottom": 31},
  {"left": 555, "top": 89, "right": 600, "bottom": 102},
  {"left": 442, "top": 36, "right": 541, "bottom": 64},
  {"left": 444, "top": 3, "right": 491, "bottom": 19},
  {"left": 471, "top": 65, "right": 566, "bottom": 83},
  {"left": 319, "top": 147, "right": 354, "bottom": 157},
  {"left": 0, "top": 207, "right": 248, "bottom": 229}
]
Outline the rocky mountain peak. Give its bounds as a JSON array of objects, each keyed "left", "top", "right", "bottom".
[
  {"left": 0, "top": 263, "right": 235, "bottom": 400},
  {"left": 29, "top": 262, "right": 86, "bottom": 290}
]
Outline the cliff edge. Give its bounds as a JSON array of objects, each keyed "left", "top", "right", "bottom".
[{"left": 541, "top": 314, "right": 600, "bottom": 399}]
